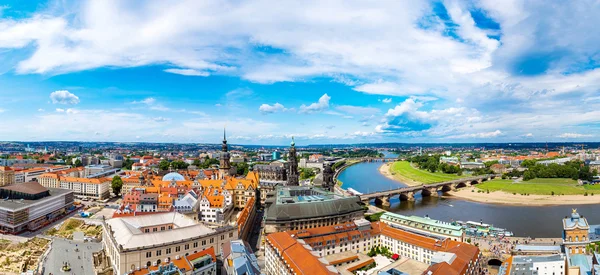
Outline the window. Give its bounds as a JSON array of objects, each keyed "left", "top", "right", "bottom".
[
  {"left": 166, "top": 248, "right": 172, "bottom": 254},
  {"left": 229, "top": 232, "right": 233, "bottom": 238},
  {"left": 210, "top": 238, "right": 214, "bottom": 244},
  {"left": 202, "top": 240, "right": 206, "bottom": 245},
  {"left": 144, "top": 229, "right": 149, "bottom": 233},
  {"left": 221, "top": 235, "right": 224, "bottom": 240},
  {"left": 194, "top": 242, "right": 198, "bottom": 248},
  {"left": 185, "top": 244, "right": 190, "bottom": 250},
  {"left": 157, "top": 250, "right": 162, "bottom": 256},
  {"left": 153, "top": 228, "right": 157, "bottom": 232},
  {"left": 146, "top": 252, "right": 152, "bottom": 258},
  {"left": 176, "top": 246, "right": 181, "bottom": 252}
]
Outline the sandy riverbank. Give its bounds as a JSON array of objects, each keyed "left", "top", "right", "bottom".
[
  {"left": 378, "top": 163, "right": 600, "bottom": 206},
  {"left": 446, "top": 186, "right": 600, "bottom": 206},
  {"left": 378, "top": 162, "right": 424, "bottom": 187}
]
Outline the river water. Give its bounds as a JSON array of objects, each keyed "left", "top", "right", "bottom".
[{"left": 337, "top": 153, "right": 600, "bottom": 238}]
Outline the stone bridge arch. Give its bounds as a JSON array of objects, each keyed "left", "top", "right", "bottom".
[{"left": 454, "top": 182, "right": 467, "bottom": 189}]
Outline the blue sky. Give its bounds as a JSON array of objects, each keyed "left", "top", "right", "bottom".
[{"left": 0, "top": 0, "right": 599, "bottom": 145}]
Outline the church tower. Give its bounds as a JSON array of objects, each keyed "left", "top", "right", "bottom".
[
  {"left": 287, "top": 137, "right": 299, "bottom": 186},
  {"left": 322, "top": 162, "right": 334, "bottom": 192},
  {"left": 219, "top": 128, "right": 231, "bottom": 179}
]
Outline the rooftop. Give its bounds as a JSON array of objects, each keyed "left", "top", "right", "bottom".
[
  {"left": 265, "top": 187, "right": 364, "bottom": 222},
  {"left": 0, "top": 187, "right": 72, "bottom": 211},
  {"left": 105, "top": 212, "right": 217, "bottom": 250}
]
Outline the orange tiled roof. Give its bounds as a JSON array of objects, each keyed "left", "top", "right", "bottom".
[
  {"left": 61, "top": 177, "right": 109, "bottom": 184},
  {"left": 266, "top": 232, "right": 336, "bottom": 275},
  {"left": 186, "top": 247, "right": 216, "bottom": 262}
]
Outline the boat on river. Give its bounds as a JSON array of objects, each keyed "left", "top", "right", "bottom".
[
  {"left": 347, "top": 188, "right": 363, "bottom": 195},
  {"left": 454, "top": 220, "right": 514, "bottom": 237}
]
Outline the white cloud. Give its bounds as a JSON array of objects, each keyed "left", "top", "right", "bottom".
[
  {"left": 450, "top": 130, "right": 503, "bottom": 139},
  {"left": 0, "top": 108, "right": 5, "bottom": 113},
  {"left": 524, "top": 133, "right": 534, "bottom": 137},
  {"left": 153, "top": 117, "right": 169, "bottom": 122},
  {"left": 55, "top": 108, "right": 64, "bottom": 112},
  {"left": 335, "top": 105, "right": 379, "bottom": 115},
  {"left": 132, "top": 97, "right": 169, "bottom": 111},
  {"left": 164, "top": 68, "right": 209, "bottom": 76},
  {"left": 299, "top": 94, "right": 331, "bottom": 114},
  {"left": 37, "top": 108, "right": 44, "bottom": 112},
  {"left": 558, "top": 133, "right": 593, "bottom": 138},
  {"left": 382, "top": 98, "right": 392, "bottom": 103},
  {"left": 259, "top": 103, "right": 287, "bottom": 114},
  {"left": 50, "top": 90, "right": 79, "bottom": 105},
  {"left": 132, "top": 98, "right": 156, "bottom": 105}
]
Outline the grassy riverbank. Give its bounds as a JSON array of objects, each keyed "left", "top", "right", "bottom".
[
  {"left": 476, "top": 178, "right": 598, "bottom": 195},
  {"left": 387, "top": 161, "right": 462, "bottom": 184}
]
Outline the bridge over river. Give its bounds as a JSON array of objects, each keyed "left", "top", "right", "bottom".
[{"left": 358, "top": 174, "right": 499, "bottom": 206}]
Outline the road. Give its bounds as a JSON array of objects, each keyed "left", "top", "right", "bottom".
[
  {"left": 248, "top": 209, "right": 265, "bottom": 270},
  {"left": 42, "top": 238, "right": 103, "bottom": 275}
]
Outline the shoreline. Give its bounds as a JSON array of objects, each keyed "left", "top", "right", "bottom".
[
  {"left": 377, "top": 162, "right": 600, "bottom": 206},
  {"left": 445, "top": 186, "right": 600, "bottom": 206},
  {"left": 377, "top": 163, "right": 424, "bottom": 187}
]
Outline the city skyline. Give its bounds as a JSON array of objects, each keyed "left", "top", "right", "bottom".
[{"left": 1, "top": 0, "right": 600, "bottom": 145}]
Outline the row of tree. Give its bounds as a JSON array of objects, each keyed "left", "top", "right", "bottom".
[{"left": 522, "top": 160, "right": 597, "bottom": 181}]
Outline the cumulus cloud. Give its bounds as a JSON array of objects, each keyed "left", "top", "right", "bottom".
[
  {"left": 382, "top": 98, "right": 392, "bottom": 103},
  {"left": 259, "top": 103, "right": 287, "bottom": 114},
  {"left": 299, "top": 94, "right": 330, "bottom": 114},
  {"left": 558, "top": 133, "right": 593, "bottom": 138},
  {"left": 50, "top": 90, "right": 79, "bottom": 105}
]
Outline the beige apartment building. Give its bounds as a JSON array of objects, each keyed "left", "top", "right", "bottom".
[{"left": 0, "top": 166, "right": 15, "bottom": 186}]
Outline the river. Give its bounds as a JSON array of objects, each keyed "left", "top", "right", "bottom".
[{"left": 337, "top": 154, "right": 600, "bottom": 238}]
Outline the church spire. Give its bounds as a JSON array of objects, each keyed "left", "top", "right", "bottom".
[{"left": 223, "top": 127, "right": 227, "bottom": 142}]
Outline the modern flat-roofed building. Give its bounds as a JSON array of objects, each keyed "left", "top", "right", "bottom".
[
  {"left": 102, "top": 212, "right": 237, "bottom": 275},
  {"left": 380, "top": 212, "right": 464, "bottom": 241},
  {"left": 0, "top": 182, "right": 74, "bottom": 234},
  {"left": 263, "top": 186, "right": 365, "bottom": 234}
]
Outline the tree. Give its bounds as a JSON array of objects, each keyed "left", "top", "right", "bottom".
[
  {"left": 232, "top": 162, "right": 249, "bottom": 176},
  {"left": 159, "top": 160, "right": 170, "bottom": 171},
  {"left": 523, "top": 170, "right": 535, "bottom": 181},
  {"left": 74, "top": 159, "right": 83, "bottom": 167},
  {"left": 111, "top": 175, "right": 123, "bottom": 196},
  {"left": 123, "top": 157, "right": 134, "bottom": 170},
  {"left": 300, "top": 168, "right": 316, "bottom": 180}
]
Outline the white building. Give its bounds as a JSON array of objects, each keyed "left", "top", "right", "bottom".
[
  {"left": 198, "top": 188, "right": 233, "bottom": 223},
  {"left": 499, "top": 255, "right": 566, "bottom": 275},
  {"left": 102, "top": 212, "right": 237, "bottom": 275}
]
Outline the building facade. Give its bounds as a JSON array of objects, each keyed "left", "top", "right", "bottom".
[
  {"left": 0, "top": 182, "right": 74, "bottom": 234},
  {"left": 380, "top": 212, "right": 464, "bottom": 241},
  {"left": 102, "top": 212, "right": 237, "bottom": 275},
  {"left": 264, "top": 186, "right": 365, "bottom": 234},
  {"left": 0, "top": 166, "right": 15, "bottom": 186},
  {"left": 562, "top": 209, "right": 590, "bottom": 255}
]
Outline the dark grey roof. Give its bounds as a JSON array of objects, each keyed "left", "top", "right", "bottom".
[{"left": 265, "top": 193, "right": 364, "bottom": 222}]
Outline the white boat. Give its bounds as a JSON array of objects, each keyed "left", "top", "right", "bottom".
[{"left": 347, "top": 188, "right": 363, "bottom": 195}]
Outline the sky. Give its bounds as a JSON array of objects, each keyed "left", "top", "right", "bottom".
[{"left": 0, "top": 0, "right": 599, "bottom": 145}]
